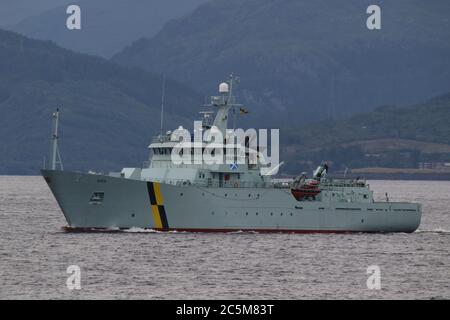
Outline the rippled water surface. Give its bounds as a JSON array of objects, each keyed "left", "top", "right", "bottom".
[{"left": 0, "top": 176, "right": 449, "bottom": 299}]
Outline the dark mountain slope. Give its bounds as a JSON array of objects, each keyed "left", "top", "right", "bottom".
[
  {"left": 113, "top": 0, "right": 450, "bottom": 127},
  {"left": 12, "top": 0, "right": 209, "bottom": 57},
  {"left": 0, "top": 29, "right": 201, "bottom": 174}
]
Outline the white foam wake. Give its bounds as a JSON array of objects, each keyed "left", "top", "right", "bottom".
[{"left": 415, "top": 228, "right": 450, "bottom": 234}]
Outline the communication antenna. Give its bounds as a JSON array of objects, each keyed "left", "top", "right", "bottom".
[
  {"left": 49, "top": 108, "right": 63, "bottom": 170},
  {"left": 160, "top": 74, "right": 166, "bottom": 138}
]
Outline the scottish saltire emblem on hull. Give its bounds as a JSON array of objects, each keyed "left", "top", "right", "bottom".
[{"left": 147, "top": 182, "right": 169, "bottom": 230}]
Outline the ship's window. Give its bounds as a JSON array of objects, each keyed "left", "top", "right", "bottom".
[
  {"left": 180, "top": 193, "right": 183, "bottom": 196},
  {"left": 280, "top": 212, "right": 283, "bottom": 216},
  {"left": 363, "top": 194, "right": 368, "bottom": 199},
  {"left": 270, "top": 212, "right": 273, "bottom": 216},
  {"left": 256, "top": 212, "right": 259, "bottom": 215},
  {"left": 245, "top": 212, "right": 248, "bottom": 216},
  {"left": 225, "top": 193, "right": 228, "bottom": 197},
  {"left": 248, "top": 194, "right": 251, "bottom": 197},
  {"left": 89, "top": 192, "right": 104, "bottom": 204}
]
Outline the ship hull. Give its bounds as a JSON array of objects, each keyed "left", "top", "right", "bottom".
[{"left": 41, "top": 170, "right": 422, "bottom": 233}]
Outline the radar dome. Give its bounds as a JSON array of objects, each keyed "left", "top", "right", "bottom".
[{"left": 219, "top": 82, "right": 229, "bottom": 94}]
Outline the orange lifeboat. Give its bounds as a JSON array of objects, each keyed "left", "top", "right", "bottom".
[{"left": 291, "top": 179, "right": 321, "bottom": 201}]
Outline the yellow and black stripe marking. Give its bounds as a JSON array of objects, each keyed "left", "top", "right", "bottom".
[{"left": 147, "top": 182, "right": 169, "bottom": 230}]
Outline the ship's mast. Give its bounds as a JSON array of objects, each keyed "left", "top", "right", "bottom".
[
  {"left": 211, "top": 73, "right": 243, "bottom": 136},
  {"left": 159, "top": 74, "right": 166, "bottom": 138},
  {"left": 49, "top": 109, "right": 63, "bottom": 170}
]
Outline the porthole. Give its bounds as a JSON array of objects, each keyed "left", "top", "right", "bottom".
[{"left": 245, "top": 212, "right": 248, "bottom": 216}]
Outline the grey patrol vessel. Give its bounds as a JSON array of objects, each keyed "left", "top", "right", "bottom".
[{"left": 42, "top": 75, "right": 421, "bottom": 233}]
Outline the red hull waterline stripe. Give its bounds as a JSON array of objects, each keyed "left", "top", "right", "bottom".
[{"left": 62, "top": 226, "right": 383, "bottom": 234}]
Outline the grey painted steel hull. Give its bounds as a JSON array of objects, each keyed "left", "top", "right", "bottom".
[{"left": 42, "top": 170, "right": 421, "bottom": 233}]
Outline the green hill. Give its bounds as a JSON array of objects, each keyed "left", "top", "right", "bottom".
[
  {"left": 281, "top": 93, "right": 450, "bottom": 173},
  {"left": 0, "top": 29, "right": 201, "bottom": 174}
]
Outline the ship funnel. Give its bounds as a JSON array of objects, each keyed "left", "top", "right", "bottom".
[{"left": 219, "top": 82, "right": 229, "bottom": 94}]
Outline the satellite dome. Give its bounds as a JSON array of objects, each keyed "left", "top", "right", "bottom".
[{"left": 219, "top": 82, "right": 229, "bottom": 94}]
